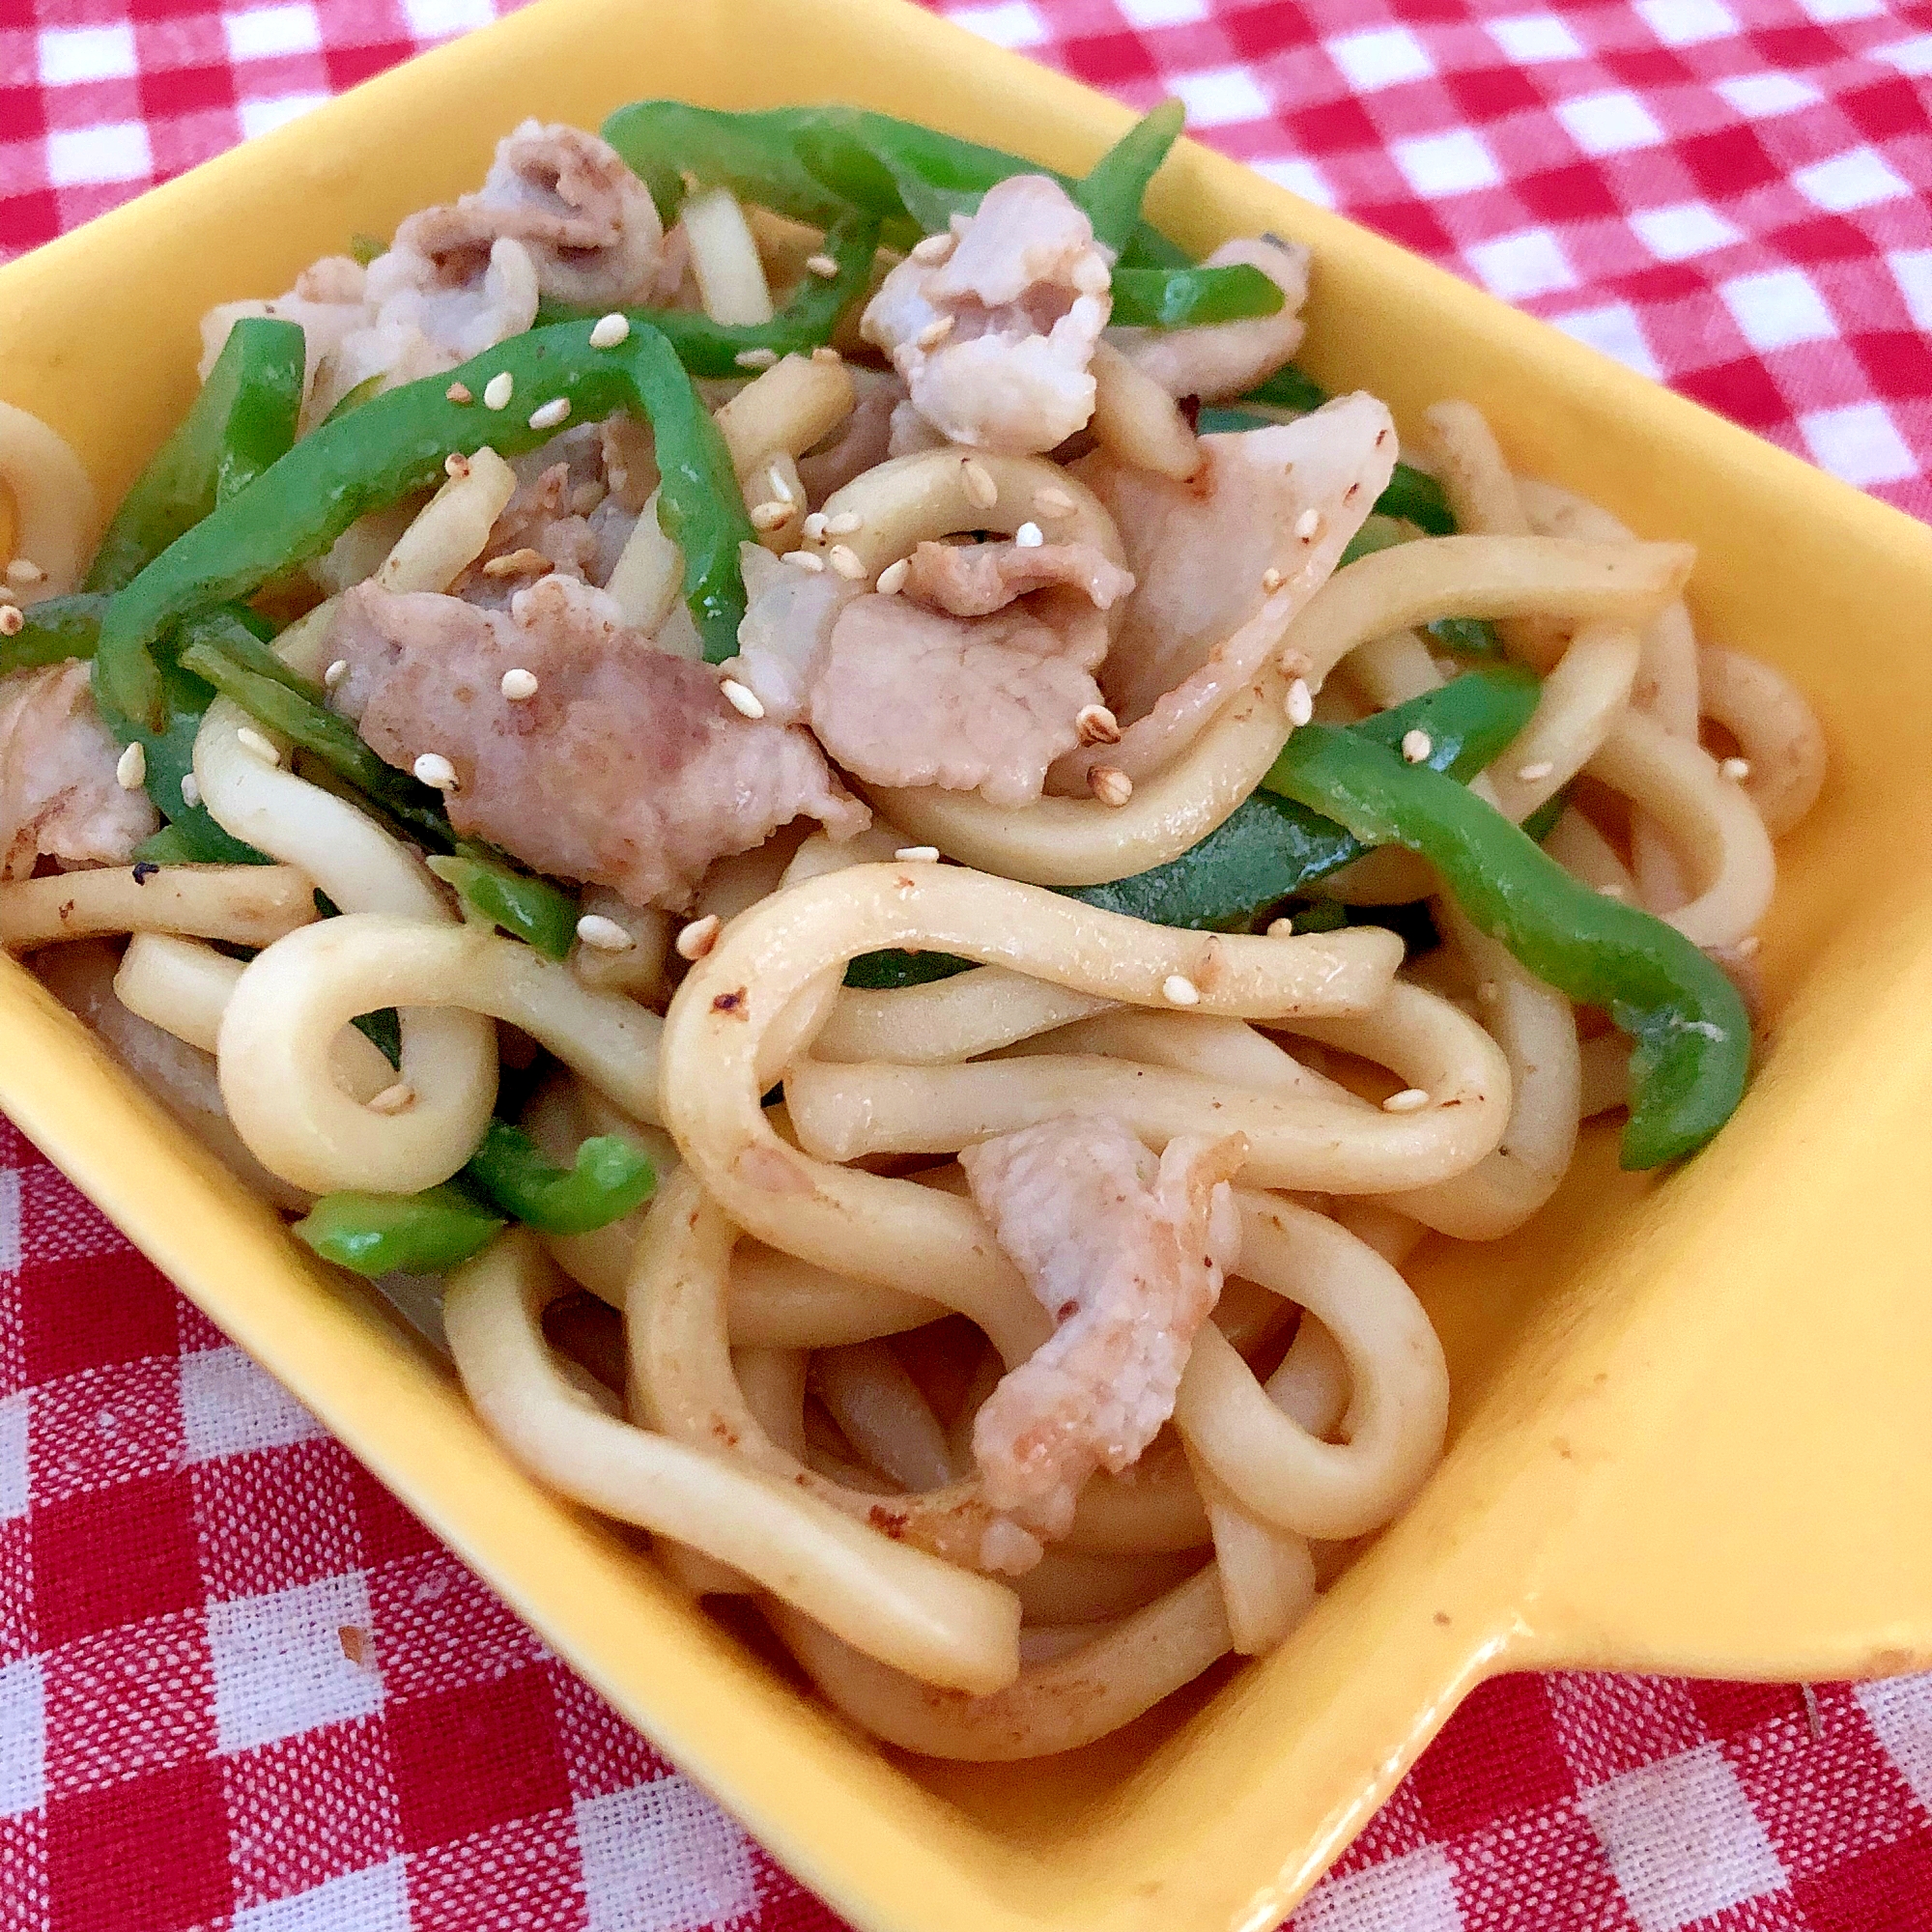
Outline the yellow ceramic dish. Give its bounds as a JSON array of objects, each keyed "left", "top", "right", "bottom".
[{"left": 5, "top": 1, "right": 1931, "bottom": 1925}]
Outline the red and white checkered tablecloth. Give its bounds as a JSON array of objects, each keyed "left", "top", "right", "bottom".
[{"left": 3, "top": 2, "right": 1931, "bottom": 1927}]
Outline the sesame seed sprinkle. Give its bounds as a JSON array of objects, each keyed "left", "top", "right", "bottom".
[
  {"left": 1719, "top": 756, "right": 1751, "bottom": 781},
  {"left": 413, "top": 752, "right": 458, "bottom": 790},
  {"left": 1013, "top": 521, "right": 1044, "bottom": 548},
  {"left": 1285, "top": 678, "right": 1314, "bottom": 727},
  {"left": 482, "top": 372, "right": 514, "bottom": 410},
  {"left": 826, "top": 510, "right": 864, "bottom": 536},
  {"left": 806, "top": 253, "right": 839, "bottom": 278},
  {"left": 782, "top": 550, "right": 825, "bottom": 573},
  {"left": 115, "top": 742, "right": 146, "bottom": 790},
  {"left": 589, "top": 312, "right": 631, "bottom": 349},
  {"left": 446, "top": 382, "right": 473, "bottom": 404},
  {"left": 577, "top": 914, "right": 637, "bottom": 953},
  {"left": 674, "top": 914, "right": 722, "bottom": 960},
  {"left": 875, "top": 557, "right": 910, "bottom": 596},
  {"left": 1599, "top": 882, "right": 1627, "bottom": 899},
  {"left": 324, "top": 659, "right": 350, "bottom": 691},
  {"left": 1294, "top": 507, "right": 1322, "bottom": 542},
  {"left": 1090, "top": 765, "right": 1133, "bottom": 808},
  {"left": 1516, "top": 760, "right": 1554, "bottom": 783},
  {"left": 1033, "top": 487, "right": 1075, "bottom": 517},
  {"left": 1161, "top": 974, "right": 1201, "bottom": 1008},
  {"left": 916, "top": 315, "right": 955, "bottom": 349},
  {"left": 180, "top": 774, "right": 201, "bottom": 809},
  {"left": 6, "top": 559, "right": 44, "bottom": 587},
  {"left": 443, "top": 452, "right": 470, "bottom": 480},
  {"left": 801, "top": 511, "right": 829, "bottom": 542},
  {"left": 1075, "top": 703, "right": 1121, "bottom": 747},
  {"left": 237, "top": 727, "right": 280, "bottom": 766},
  {"left": 911, "top": 233, "right": 955, "bottom": 263},
  {"left": 367, "top": 1083, "right": 416, "bottom": 1115},
  {"left": 735, "top": 348, "right": 780, "bottom": 370},
  {"left": 750, "top": 501, "right": 794, "bottom": 530},
  {"left": 766, "top": 467, "right": 795, "bottom": 504},
  {"left": 1261, "top": 567, "right": 1284, "bottom": 593},
  {"left": 826, "top": 544, "right": 867, "bottom": 581},
  {"left": 961, "top": 459, "right": 998, "bottom": 511},
  {"left": 0, "top": 607, "right": 21, "bottom": 638},
  {"left": 894, "top": 845, "right": 941, "bottom": 863},
  {"left": 1733, "top": 934, "right": 1763, "bottom": 958},
  {"left": 1266, "top": 916, "right": 1295, "bottom": 938},
  {"left": 527, "top": 397, "right": 571, "bottom": 432},
  {"left": 720, "top": 677, "right": 766, "bottom": 719},
  {"left": 811, "top": 345, "right": 843, "bottom": 365},
  {"left": 1401, "top": 728, "right": 1433, "bottom": 764},
  {"left": 500, "top": 668, "right": 539, "bottom": 701},
  {"left": 1382, "top": 1088, "right": 1431, "bottom": 1114}
]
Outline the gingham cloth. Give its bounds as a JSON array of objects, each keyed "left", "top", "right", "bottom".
[{"left": 1, "top": 2, "right": 1929, "bottom": 1927}]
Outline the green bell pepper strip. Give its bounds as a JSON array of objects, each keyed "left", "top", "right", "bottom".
[
  {"left": 0, "top": 592, "right": 107, "bottom": 677},
  {"left": 425, "top": 852, "right": 580, "bottom": 962},
  {"left": 536, "top": 212, "right": 880, "bottom": 379},
  {"left": 1239, "top": 364, "right": 1329, "bottom": 414},
  {"left": 1373, "top": 461, "right": 1456, "bottom": 537},
  {"left": 1109, "top": 264, "right": 1283, "bottom": 329},
  {"left": 1073, "top": 100, "right": 1183, "bottom": 256},
  {"left": 1426, "top": 614, "right": 1504, "bottom": 659},
  {"left": 85, "top": 319, "right": 306, "bottom": 596},
  {"left": 846, "top": 667, "right": 1541, "bottom": 984},
  {"left": 464, "top": 1120, "right": 657, "bottom": 1236},
  {"left": 1267, "top": 727, "right": 1750, "bottom": 1168},
  {"left": 93, "top": 318, "right": 754, "bottom": 730},
  {"left": 295, "top": 1183, "right": 504, "bottom": 1277},
  {"left": 600, "top": 99, "right": 1189, "bottom": 269}
]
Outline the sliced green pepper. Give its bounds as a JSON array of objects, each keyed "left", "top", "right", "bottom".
[
  {"left": 1239, "top": 364, "right": 1329, "bottom": 414},
  {"left": 1073, "top": 100, "right": 1183, "bottom": 257},
  {"left": 0, "top": 591, "right": 107, "bottom": 677},
  {"left": 600, "top": 99, "right": 1188, "bottom": 269},
  {"left": 86, "top": 318, "right": 305, "bottom": 595},
  {"left": 425, "top": 851, "right": 579, "bottom": 961},
  {"left": 295, "top": 1183, "right": 504, "bottom": 1276},
  {"left": 95, "top": 318, "right": 754, "bottom": 730},
  {"left": 464, "top": 1120, "right": 656, "bottom": 1236},
  {"left": 1110, "top": 264, "right": 1283, "bottom": 329},
  {"left": 1267, "top": 728, "right": 1750, "bottom": 1168},
  {"left": 538, "top": 212, "right": 880, "bottom": 379}
]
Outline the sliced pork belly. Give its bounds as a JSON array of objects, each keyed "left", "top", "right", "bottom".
[{"left": 1, "top": 662, "right": 156, "bottom": 881}]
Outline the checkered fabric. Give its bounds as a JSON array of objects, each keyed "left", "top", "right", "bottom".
[{"left": 1, "top": 1, "right": 1929, "bottom": 1927}]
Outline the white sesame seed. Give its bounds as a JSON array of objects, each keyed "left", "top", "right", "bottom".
[
  {"left": 577, "top": 913, "right": 638, "bottom": 953},
  {"left": 1266, "top": 916, "right": 1295, "bottom": 938},
  {"left": 445, "top": 381, "right": 472, "bottom": 404},
  {"left": 1013, "top": 521, "right": 1044, "bottom": 549},
  {"left": 324, "top": 659, "right": 350, "bottom": 692},
  {"left": 1161, "top": 973, "right": 1201, "bottom": 1007},
  {"left": 875, "top": 557, "right": 910, "bottom": 596},
  {"left": 782, "top": 550, "right": 825, "bottom": 573},
  {"left": 527, "top": 397, "right": 571, "bottom": 432},
  {"left": 825, "top": 510, "right": 863, "bottom": 536},
  {"left": 482, "top": 371, "right": 514, "bottom": 410},
  {"left": 1733, "top": 934, "right": 1763, "bottom": 958},
  {"left": 735, "top": 348, "right": 780, "bottom": 370},
  {"left": 1401, "top": 728, "right": 1432, "bottom": 764},
  {"left": 180, "top": 774, "right": 202, "bottom": 809},
  {"left": 589, "top": 312, "right": 631, "bottom": 349},
  {"left": 500, "top": 668, "right": 539, "bottom": 701},
  {"left": 801, "top": 511, "right": 829, "bottom": 542},
  {"left": 1075, "top": 702, "right": 1121, "bottom": 747},
  {"left": 1261, "top": 567, "right": 1284, "bottom": 593},
  {"left": 1719, "top": 756, "right": 1751, "bottom": 781},
  {"left": 6, "top": 558, "right": 44, "bottom": 587},
  {"left": 413, "top": 752, "right": 458, "bottom": 790},
  {"left": 806, "top": 252, "right": 839, "bottom": 278},
  {"left": 720, "top": 677, "right": 766, "bottom": 719},
  {"left": 1382, "top": 1087, "right": 1431, "bottom": 1114},
  {"left": 750, "top": 500, "right": 794, "bottom": 530},
  {"left": 894, "top": 845, "right": 941, "bottom": 863},
  {"left": 1599, "top": 882, "right": 1627, "bottom": 899},
  {"left": 1294, "top": 507, "right": 1322, "bottom": 542},
  {"left": 367, "top": 1082, "right": 416, "bottom": 1115},
  {"left": 1285, "top": 678, "right": 1314, "bottom": 727},
  {"left": 1033, "top": 487, "right": 1075, "bottom": 518},
  {"left": 910, "top": 233, "right": 955, "bottom": 263},
  {"left": 810, "top": 345, "right": 843, "bottom": 365},
  {"left": 443, "top": 451, "right": 470, "bottom": 480},
  {"left": 237, "top": 727, "right": 280, "bottom": 766},
  {"left": 1090, "top": 765, "right": 1133, "bottom": 808},
  {"left": 673, "top": 913, "right": 722, "bottom": 960},
  {"left": 826, "top": 544, "right": 867, "bottom": 581},
  {"left": 115, "top": 742, "right": 146, "bottom": 790},
  {"left": 1516, "top": 760, "right": 1554, "bottom": 782},
  {"left": 766, "top": 466, "right": 796, "bottom": 504},
  {"left": 916, "top": 315, "right": 955, "bottom": 349},
  {"left": 0, "top": 606, "right": 22, "bottom": 638},
  {"left": 961, "top": 459, "right": 999, "bottom": 511}
]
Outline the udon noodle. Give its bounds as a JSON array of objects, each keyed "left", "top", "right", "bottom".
[{"left": 0, "top": 99, "right": 1825, "bottom": 1755}]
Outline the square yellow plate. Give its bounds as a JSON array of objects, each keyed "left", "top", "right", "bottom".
[{"left": 5, "top": 2, "right": 1932, "bottom": 1926}]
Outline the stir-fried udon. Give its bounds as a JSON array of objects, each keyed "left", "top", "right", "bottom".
[{"left": 0, "top": 99, "right": 1826, "bottom": 1752}]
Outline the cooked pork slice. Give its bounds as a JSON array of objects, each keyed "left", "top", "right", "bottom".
[
  {"left": 961, "top": 1118, "right": 1247, "bottom": 1539},
  {"left": 1111, "top": 236, "right": 1311, "bottom": 403},
  {"left": 797, "top": 377, "right": 902, "bottom": 504},
  {"left": 392, "top": 120, "right": 666, "bottom": 309},
  {"left": 726, "top": 551, "right": 862, "bottom": 725},
  {"left": 327, "top": 576, "right": 867, "bottom": 909},
  {"left": 0, "top": 663, "right": 156, "bottom": 881},
  {"left": 902, "top": 538, "right": 1134, "bottom": 618},
  {"left": 1056, "top": 393, "right": 1396, "bottom": 788},
  {"left": 449, "top": 436, "right": 639, "bottom": 608},
  {"left": 861, "top": 176, "right": 1111, "bottom": 455}
]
